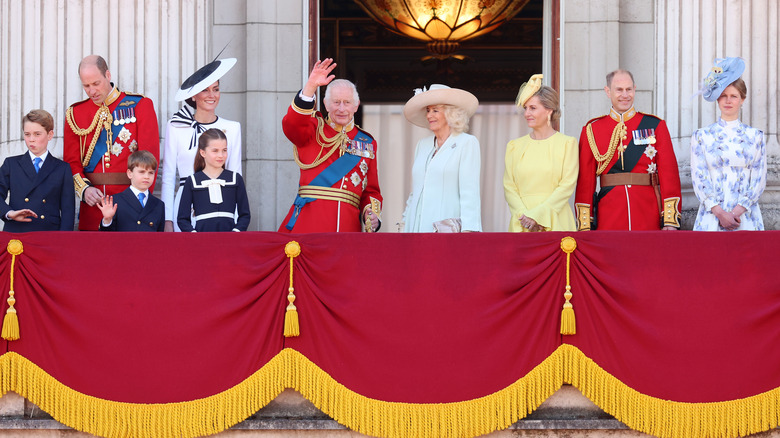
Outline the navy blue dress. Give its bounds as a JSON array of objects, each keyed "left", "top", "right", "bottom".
[{"left": 177, "top": 170, "right": 250, "bottom": 232}]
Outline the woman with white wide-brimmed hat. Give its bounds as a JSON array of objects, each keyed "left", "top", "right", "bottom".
[
  {"left": 401, "top": 84, "right": 481, "bottom": 232},
  {"left": 162, "top": 58, "right": 242, "bottom": 232}
]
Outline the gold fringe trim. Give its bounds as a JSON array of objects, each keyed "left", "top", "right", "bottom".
[
  {"left": 0, "top": 352, "right": 288, "bottom": 438},
  {"left": 560, "top": 344, "right": 780, "bottom": 438},
  {"left": 0, "top": 347, "right": 778, "bottom": 438},
  {"left": 287, "top": 348, "right": 563, "bottom": 438}
]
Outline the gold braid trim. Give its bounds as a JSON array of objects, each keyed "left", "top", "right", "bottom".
[
  {"left": 586, "top": 121, "right": 626, "bottom": 176},
  {"left": 293, "top": 116, "right": 349, "bottom": 170},
  {"left": 65, "top": 105, "right": 114, "bottom": 168}
]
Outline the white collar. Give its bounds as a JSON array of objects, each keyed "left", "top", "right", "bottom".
[
  {"left": 129, "top": 185, "right": 149, "bottom": 199},
  {"left": 29, "top": 150, "right": 49, "bottom": 163}
]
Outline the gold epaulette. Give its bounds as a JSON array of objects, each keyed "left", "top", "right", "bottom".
[
  {"left": 585, "top": 115, "right": 608, "bottom": 125},
  {"left": 638, "top": 112, "right": 661, "bottom": 120}
]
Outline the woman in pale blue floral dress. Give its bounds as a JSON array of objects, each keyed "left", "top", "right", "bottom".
[{"left": 691, "top": 57, "right": 766, "bottom": 231}]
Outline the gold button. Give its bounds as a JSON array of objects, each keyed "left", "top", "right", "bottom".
[
  {"left": 104, "top": 152, "right": 109, "bottom": 157},
  {"left": 42, "top": 199, "right": 46, "bottom": 203},
  {"left": 40, "top": 215, "right": 45, "bottom": 219},
  {"left": 24, "top": 198, "right": 29, "bottom": 202},
  {"left": 137, "top": 221, "right": 141, "bottom": 225},
  {"left": 149, "top": 222, "right": 154, "bottom": 226},
  {"left": 105, "top": 163, "right": 111, "bottom": 168}
]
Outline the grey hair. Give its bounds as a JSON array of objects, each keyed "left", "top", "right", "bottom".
[
  {"left": 324, "top": 79, "right": 360, "bottom": 105},
  {"left": 606, "top": 69, "right": 635, "bottom": 87},
  {"left": 440, "top": 104, "right": 470, "bottom": 134}
]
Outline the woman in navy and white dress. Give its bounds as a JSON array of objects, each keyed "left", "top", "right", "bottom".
[{"left": 162, "top": 58, "right": 242, "bottom": 231}]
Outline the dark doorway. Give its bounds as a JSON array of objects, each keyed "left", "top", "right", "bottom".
[{"left": 317, "top": 0, "right": 545, "bottom": 107}]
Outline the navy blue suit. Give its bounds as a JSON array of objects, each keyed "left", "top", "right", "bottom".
[
  {"left": 0, "top": 153, "right": 75, "bottom": 232},
  {"left": 99, "top": 187, "right": 165, "bottom": 232}
]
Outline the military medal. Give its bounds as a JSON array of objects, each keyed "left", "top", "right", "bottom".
[
  {"left": 118, "top": 127, "right": 132, "bottom": 143},
  {"left": 129, "top": 107, "right": 137, "bottom": 123}
]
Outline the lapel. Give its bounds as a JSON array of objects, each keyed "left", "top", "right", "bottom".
[
  {"left": 34, "top": 156, "right": 56, "bottom": 186},
  {"left": 120, "top": 188, "right": 144, "bottom": 216},
  {"left": 17, "top": 155, "right": 37, "bottom": 184},
  {"left": 430, "top": 134, "right": 459, "bottom": 167}
]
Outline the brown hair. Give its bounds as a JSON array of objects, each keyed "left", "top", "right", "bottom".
[
  {"left": 128, "top": 150, "right": 158, "bottom": 171},
  {"left": 728, "top": 77, "right": 747, "bottom": 99},
  {"left": 78, "top": 55, "right": 109, "bottom": 77},
  {"left": 606, "top": 69, "right": 635, "bottom": 87},
  {"left": 194, "top": 128, "right": 227, "bottom": 172},
  {"left": 186, "top": 80, "right": 219, "bottom": 109},
  {"left": 22, "top": 109, "right": 55, "bottom": 133},
  {"left": 530, "top": 86, "right": 561, "bottom": 124}
]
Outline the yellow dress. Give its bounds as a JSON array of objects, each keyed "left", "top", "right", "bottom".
[{"left": 503, "top": 132, "right": 578, "bottom": 232}]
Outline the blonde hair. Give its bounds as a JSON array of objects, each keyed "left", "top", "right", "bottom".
[
  {"left": 440, "top": 104, "right": 470, "bottom": 134},
  {"left": 528, "top": 86, "right": 561, "bottom": 124}
]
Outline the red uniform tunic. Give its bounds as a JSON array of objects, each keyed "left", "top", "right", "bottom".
[
  {"left": 64, "top": 88, "right": 160, "bottom": 230},
  {"left": 574, "top": 107, "right": 681, "bottom": 230},
  {"left": 278, "top": 93, "right": 382, "bottom": 233}
]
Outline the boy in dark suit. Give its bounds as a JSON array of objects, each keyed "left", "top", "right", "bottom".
[
  {"left": 97, "top": 151, "right": 164, "bottom": 231},
  {"left": 0, "top": 109, "right": 75, "bottom": 232}
]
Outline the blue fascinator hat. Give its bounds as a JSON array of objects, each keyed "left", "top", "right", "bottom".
[{"left": 700, "top": 57, "right": 745, "bottom": 102}]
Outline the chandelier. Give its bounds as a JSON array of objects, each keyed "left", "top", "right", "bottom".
[{"left": 353, "top": 0, "right": 531, "bottom": 59}]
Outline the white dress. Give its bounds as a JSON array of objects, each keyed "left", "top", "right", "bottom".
[
  {"left": 161, "top": 107, "right": 242, "bottom": 231},
  {"left": 402, "top": 132, "right": 482, "bottom": 232},
  {"left": 690, "top": 119, "right": 766, "bottom": 231}
]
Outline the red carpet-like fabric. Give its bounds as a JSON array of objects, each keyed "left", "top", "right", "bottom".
[{"left": 0, "top": 231, "right": 778, "bottom": 438}]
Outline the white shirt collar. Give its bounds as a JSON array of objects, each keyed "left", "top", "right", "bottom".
[
  {"left": 28, "top": 150, "right": 49, "bottom": 163},
  {"left": 129, "top": 185, "right": 149, "bottom": 200}
]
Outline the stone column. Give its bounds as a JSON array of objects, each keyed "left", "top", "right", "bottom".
[
  {"left": 212, "top": 0, "right": 307, "bottom": 231},
  {"left": 657, "top": 0, "right": 780, "bottom": 229},
  {"left": 0, "top": 0, "right": 209, "bottom": 167}
]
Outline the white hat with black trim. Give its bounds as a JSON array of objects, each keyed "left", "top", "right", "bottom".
[{"left": 175, "top": 58, "right": 237, "bottom": 102}]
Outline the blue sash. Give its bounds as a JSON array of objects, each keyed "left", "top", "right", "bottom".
[
  {"left": 285, "top": 152, "right": 361, "bottom": 230},
  {"left": 85, "top": 95, "right": 142, "bottom": 172}
]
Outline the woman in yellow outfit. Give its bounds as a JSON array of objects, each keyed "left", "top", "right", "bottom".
[{"left": 503, "top": 75, "right": 578, "bottom": 232}]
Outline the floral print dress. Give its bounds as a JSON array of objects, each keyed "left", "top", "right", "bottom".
[{"left": 690, "top": 119, "right": 766, "bottom": 231}]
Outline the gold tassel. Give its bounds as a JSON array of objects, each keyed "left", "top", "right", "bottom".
[
  {"left": 560, "top": 237, "right": 577, "bottom": 335},
  {"left": 284, "top": 241, "right": 301, "bottom": 337},
  {"left": 3, "top": 240, "right": 23, "bottom": 341}
]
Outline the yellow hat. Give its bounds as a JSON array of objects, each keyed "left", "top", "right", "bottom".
[{"left": 516, "top": 74, "right": 543, "bottom": 108}]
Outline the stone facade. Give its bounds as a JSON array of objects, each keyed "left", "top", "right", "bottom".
[{"left": 563, "top": 0, "right": 780, "bottom": 229}]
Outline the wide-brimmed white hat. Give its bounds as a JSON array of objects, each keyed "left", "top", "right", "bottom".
[
  {"left": 175, "top": 58, "right": 237, "bottom": 102},
  {"left": 403, "top": 84, "right": 479, "bottom": 128}
]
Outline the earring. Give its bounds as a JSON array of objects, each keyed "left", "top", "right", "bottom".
[{"left": 547, "top": 113, "right": 552, "bottom": 127}]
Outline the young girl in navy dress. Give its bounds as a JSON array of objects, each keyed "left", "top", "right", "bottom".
[{"left": 177, "top": 128, "right": 250, "bottom": 231}]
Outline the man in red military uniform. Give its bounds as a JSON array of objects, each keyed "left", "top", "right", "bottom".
[
  {"left": 279, "top": 58, "right": 382, "bottom": 233},
  {"left": 64, "top": 55, "right": 160, "bottom": 230},
  {"left": 575, "top": 69, "right": 682, "bottom": 230}
]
